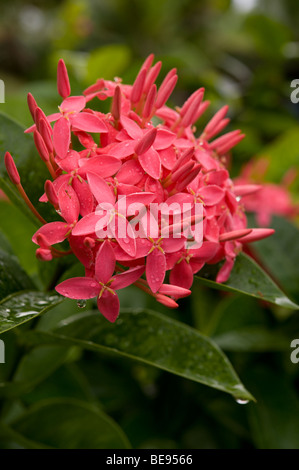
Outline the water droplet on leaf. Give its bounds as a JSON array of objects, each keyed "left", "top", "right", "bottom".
[{"left": 235, "top": 398, "right": 249, "bottom": 405}]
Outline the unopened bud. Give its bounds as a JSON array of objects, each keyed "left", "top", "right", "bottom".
[
  {"left": 57, "top": 59, "right": 71, "bottom": 99},
  {"left": 4, "top": 152, "right": 20, "bottom": 185}
]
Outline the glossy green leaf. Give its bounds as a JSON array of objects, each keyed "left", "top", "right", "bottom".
[
  {"left": 0, "top": 201, "right": 37, "bottom": 276},
  {"left": 209, "top": 296, "right": 290, "bottom": 352},
  {"left": 21, "top": 363, "right": 96, "bottom": 406},
  {"left": 0, "top": 345, "right": 73, "bottom": 398},
  {"left": 24, "top": 309, "right": 254, "bottom": 401},
  {"left": 0, "top": 291, "right": 63, "bottom": 334},
  {"left": 196, "top": 253, "right": 299, "bottom": 310},
  {"left": 213, "top": 327, "right": 290, "bottom": 352},
  {"left": 0, "top": 112, "right": 55, "bottom": 225},
  {"left": 0, "top": 229, "right": 14, "bottom": 255},
  {"left": 0, "top": 249, "right": 35, "bottom": 301},
  {"left": 10, "top": 398, "right": 130, "bottom": 449},
  {"left": 0, "top": 423, "right": 52, "bottom": 449},
  {"left": 248, "top": 215, "right": 299, "bottom": 303}
]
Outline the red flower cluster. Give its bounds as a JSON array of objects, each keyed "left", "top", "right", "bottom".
[{"left": 5, "top": 55, "right": 274, "bottom": 322}]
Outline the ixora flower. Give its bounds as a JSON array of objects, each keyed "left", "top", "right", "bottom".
[{"left": 4, "top": 55, "right": 275, "bottom": 322}]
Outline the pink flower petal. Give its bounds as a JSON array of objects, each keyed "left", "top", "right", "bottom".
[
  {"left": 146, "top": 249, "right": 166, "bottom": 293},
  {"left": 162, "top": 193, "right": 194, "bottom": 212},
  {"left": 169, "top": 260, "right": 194, "bottom": 289},
  {"left": 205, "top": 169, "right": 229, "bottom": 186},
  {"left": 95, "top": 241, "right": 116, "bottom": 284},
  {"left": 198, "top": 185, "right": 224, "bottom": 206},
  {"left": 116, "top": 159, "right": 144, "bottom": 185},
  {"left": 158, "top": 147, "right": 177, "bottom": 170},
  {"left": 55, "top": 277, "right": 99, "bottom": 299},
  {"left": 190, "top": 241, "right": 219, "bottom": 262},
  {"left": 110, "top": 216, "right": 137, "bottom": 257},
  {"left": 76, "top": 131, "right": 96, "bottom": 149},
  {"left": 108, "top": 140, "right": 136, "bottom": 159},
  {"left": 153, "top": 129, "right": 176, "bottom": 150},
  {"left": 69, "top": 234, "right": 94, "bottom": 269},
  {"left": 47, "top": 112, "right": 62, "bottom": 123},
  {"left": 135, "top": 238, "right": 153, "bottom": 258},
  {"left": 72, "top": 176, "right": 94, "bottom": 217},
  {"left": 97, "top": 290, "right": 120, "bottom": 323},
  {"left": 195, "top": 149, "right": 218, "bottom": 171},
  {"left": 138, "top": 147, "right": 161, "bottom": 180},
  {"left": 79, "top": 155, "right": 121, "bottom": 178},
  {"left": 58, "top": 183, "right": 80, "bottom": 224},
  {"left": 53, "top": 117, "right": 71, "bottom": 159},
  {"left": 120, "top": 116, "right": 142, "bottom": 139},
  {"left": 117, "top": 183, "right": 143, "bottom": 196},
  {"left": 57, "top": 150, "right": 80, "bottom": 173},
  {"left": 112, "top": 265, "right": 145, "bottom": 290},
  {"left": 144, "top": 177, "right": 164, "bottom": 203},
  {"left": 125, "top": 192, "right": 155, "bottom": 216},
  {"left": 162, "top": 237, "right": 186, "bottom": 253},
  {"left": 205, "top": 217, "right": 220, "bottom": 242},
  {"left": 32, "top": 222, "right": 69, "bottom": 246},
  {"left": 87, "top": 172, "right": 115, "bottom": 206},
  {"left": 225, "top": 191, "right": 238, "bottom": 214},
  {"left": 216, "top": 258, "right": 235, "bottom": 283},
  {"left": 72, "top": 112, "right": 108, "bottom": 133},
  {"left": 60, "top": 96, "right": 86, "bottom": 113},
  {"left": 72, "top": 212, "right": 104, "bottom": 236}
]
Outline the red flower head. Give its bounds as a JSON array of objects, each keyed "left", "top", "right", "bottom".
[{"left": 6, "top": 57, "right": 275, "bottom": 322}]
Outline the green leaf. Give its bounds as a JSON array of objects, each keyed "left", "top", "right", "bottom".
[
  {"left": 0, "top": 423, "right": 52, "bottom": 449},
  {"left": 196, "top": 253, "right": 299, "bottom": 310},
  {"left": 0, "top": 291, "right": 63, "bottom": 334},
  {"left": 213, "top": 327, "right": 290, "bottom": 352},
  {"left": 0, "top": 201, "right": 37, "bottom": 276},
  {"left": 21, "top": 363, "right": 95, "bottom": 406},
  {"left": 0, "top": 112, "right": 55, "bottom": 225},
  {"left": 24, "top": 309, "right": 254, "bottom": 401},
  {"left": 0, "top": 345, "right": 74, "bottom": 398},
  {"left": 0, "top": 249, "right": 35, "bottom": 300},
  {"left": 208, "top": 296, "right": 290, "bottom": 352},
  {"left": 0, "top": 229, "right": 14, "bottom": 254},
  {"left": 9, "top": 398, "right": 131, "bottom": 449},
  {"left": 248, "top": 215, "right": 299, "bottom": 303}
]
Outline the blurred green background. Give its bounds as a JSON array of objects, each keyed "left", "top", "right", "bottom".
[{"left": 1, "top": 0, "right": 299, "bottom": 449}]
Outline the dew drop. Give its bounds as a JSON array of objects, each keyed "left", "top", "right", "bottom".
[
  {"left": 15, "top": 311, "right": 38, "bottom": 318},
  {"left": 77, "top": 299, "right": 87, "bottom": 309},
  {"left": 235, "top": 398, "right": 249, "bottom": 405}
]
